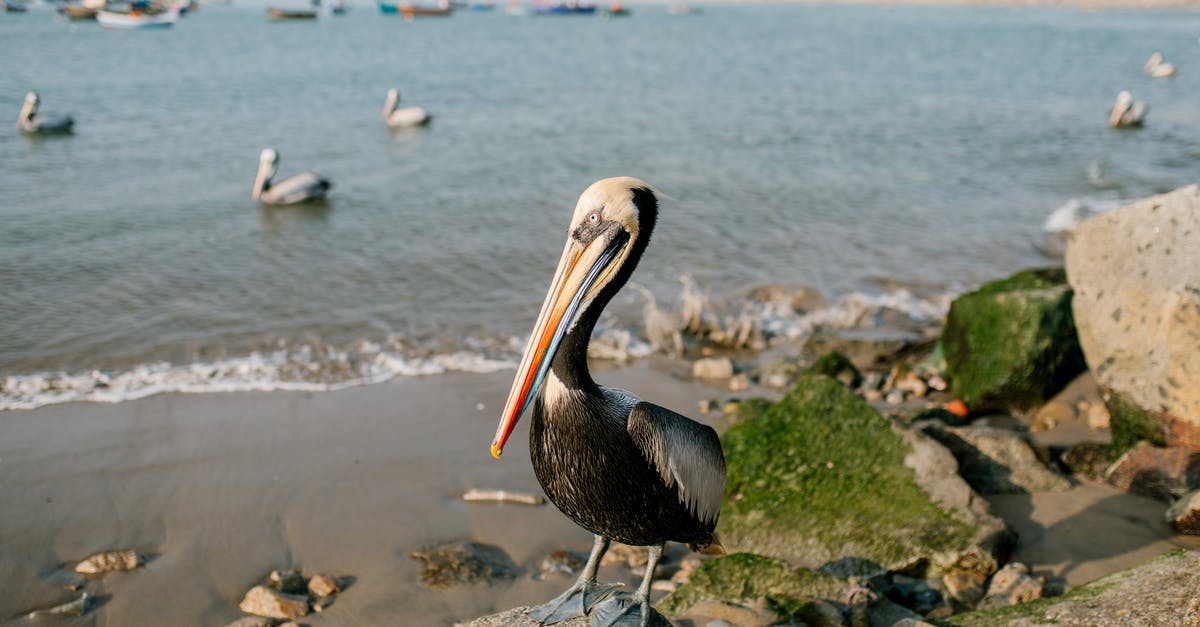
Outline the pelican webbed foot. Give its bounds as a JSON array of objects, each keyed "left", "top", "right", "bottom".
[
  {"left": 588, "top": 592, "right": 672, "bottom": 627},
  {"left": 526, "top": 579, "right": 623, "bottom": 625}
]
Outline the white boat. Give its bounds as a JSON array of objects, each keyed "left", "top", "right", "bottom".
[{"left": 96, "top": 6, "right": 180, "bottom": 28}]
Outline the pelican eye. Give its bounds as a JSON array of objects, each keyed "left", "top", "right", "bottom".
[{"left": 586, "top": 211, "right": 601, "bottom": 224}]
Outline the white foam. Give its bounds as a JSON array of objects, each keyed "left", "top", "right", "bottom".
[{"left": 1044, "top": 196, "right": 1123, "bottom": 233}]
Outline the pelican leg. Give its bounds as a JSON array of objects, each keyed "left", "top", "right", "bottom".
[
  {"left": 589, "top": 543, "right": 663, "bottom": 627},
  {"left": 526, "top": 535, "right": 623, "bottom": 625}
]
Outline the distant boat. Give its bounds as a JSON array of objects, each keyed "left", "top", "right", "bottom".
[
  {"left": 58, "top": 3, "right": 99, "bottom": 19},
  {"left": 600, "top": 1, "right": 627, "bottom": 15},
  {"left": 325, "top": 0, "right": 346, "bottom": 12},
  {"left": 1, "top": 0, "right": 29, "bottom": 12},
  {"left": 96, "top": 7, "right": 180, "bottom": 28},
  {"left": 266, "top": 6, "right": 317, "bottom": 17},
  {"left": 666, "top": 3, "right": 698, "bottom": 15},
  {"left": 380, "top": 0, "right": 452, "bottom": 16},
  {"left": 531, "top": 1, "right": 594, "bottom": 14}
]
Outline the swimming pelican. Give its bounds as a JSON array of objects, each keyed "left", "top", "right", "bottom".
[
  {"left": 17, "top": 92, "right": 74, "bottom": 134},
  {"left": 490, "top": 178, "right": 726, "bottom": 627},
  {"left": 1108, "top": 90, "right": 1147, "bottom": 128},
  {"left": 382, "top": 88, "right": 431, "bottom": 128},
  {"left": 251, "top": 149, "right": 331, "bottom": 205},
  {"left": 1144, "top": 52, "right": 1177, "bottom": 78}
]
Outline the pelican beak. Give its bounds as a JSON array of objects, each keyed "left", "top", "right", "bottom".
[{"left": 491, "top": 229, "right": 630, "bottom": 458}]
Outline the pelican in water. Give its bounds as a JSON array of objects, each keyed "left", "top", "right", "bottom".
[
  {"left": 17, "top": 92, "right": 74, "bottom": 134},
  {"left": 382, "top": 88, "right": 431, "bottom": 128},
  {"left": 1109, "top": 90, "right": 1147, "bottom": 128},
  {"left": 491, "top": 178, "right": 726, "bottom": 627},
  {"left": 251, "top": 149, "right": 331, "bottom": 205},
  {"left": 1144, "top": 52, "right": 1177, "bottom": 78}
]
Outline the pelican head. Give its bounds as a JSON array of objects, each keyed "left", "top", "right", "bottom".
[
  {"left": 1146, "top": 52, "right": 1163, "bottom": 69},
  {"left": 19, "top": 91, "right": 39, "bottom": 123},
  {"left": 1109, "top": 90, "right": 1133, "bottom": 126},
  {"left": 383, "top": 88, "right": 400, "bottom": 117},
  {"left": 252, "top": 148, "right": 280, "bottom": 201},
  {"left": 491, "top": 177, "right": 659, "bottom": 459}
]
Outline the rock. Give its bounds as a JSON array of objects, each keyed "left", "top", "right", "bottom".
[
  {"left": 894, "top": 372, "right": 929, "bottom": 399},
  {"left": 657, "top": 553, "right": 849, "bottom": 625},
  {"left": 693, "top": 357, "right": 734, "bottom": 380},
  {"left": 728, "top": 373, "right": 750, "bottom": 392},
  {"left": 669, "top": 556, "right": 702, "bottom": 585},
  {"left": 806, "top": 350, "right": 864, "bottom": 389},
  {"left": 942, "top": 569, "right": 987, "bottom": 608},
  {"left": 239, "top": 585, "right": 309, "bottom": 620},
  {"left": 599, "top": 543, "right": 648, "bottom": 570},
  {"left": 943, "top": 550, "right": 1200, "bottom": 626},
  {"left": 1065, "top": 185, "right": 1200, "bottom": 454},
  {"left": 1032, "top": 400, "right": 1074, "bottom": 432},
  {"left": 1103, "top": 441, "right": 1200, "bottom": 501},
  {"left": 941, "top": 268, "right": 1087, "bottom": 411},
  {"left": 805, "top": 328, "right": 917, "bottom": 372},
  {"left": 754, "top": 356, "right": 802, "bottom": 390},
  {"left": 719, "top": 373, "right": 1011, "bottom": 577},
  {"left": 1165, "top": 489, "right": 1200, "bottom": 534},
  {"left": 535, "top": 549, "right": 586, "bottom": 580},
  {"left": 745, "top": 283, "right": 829, "bottom": 313},
  {"left": 27, "top": 593, "right": 92, "bottom": 618},
  {"left": 883, "top": 574, "right": 944, "bottom": 615},
  {"left": 74, "top": 549, "right": 143, "bottom": 574},
  {"left": 459, "top": 604, "right": 670, "bottom": 627},
  {"left": 714, "top": 397, "right": 772, "bottom": 431},
  {"left": 224, "top": 617, "right": 275, "bottom": 627},
  {"left": 268, "top": 569, "right": 306, "bottom": 595},
  {"left": 1060, "top": 441, "right": 1109, "bottom": 480},
  {"left": 409, "top": 541, "right": 517, "bottom": 589},
  {"left": 307, "top": 573, "right": 340, "bottom": 598},
  {"left": 1082, "top": 400, "right": 1110, "bottom": 430},
  {"left": 920, "top": 424, "right": 1071, "bottom": 494},
  {"left": 979, "top": 562, "right": 1043, "bottom": 609}
]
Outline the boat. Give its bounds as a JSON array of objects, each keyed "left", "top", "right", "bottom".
[
  {"left": 1, "top": 0, "right": 29, "bottom": 12},
  {"left": 530, "top": 1, "right": 594, "bottom": 14},
  {"left": 58, "top": 2, "right": 99, "bottom": 19},
  {"left": 266, "top": 6, "right": 317, "bottom": 17},
  {"left": 600, "top": 1, "right": 627, "bottom": 15},
  {"left": 96, "top": 6, "right": 180, "bottom": 28},
  {"left": 468, "top": 0, "right": 494, "bottom": 9},
  {"left": 379, "top": 1, "right": 452, "bottom": 16}
]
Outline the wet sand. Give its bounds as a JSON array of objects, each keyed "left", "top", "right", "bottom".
[{"left": 1, "top": 359, "right": 1196, "bottom": 626}]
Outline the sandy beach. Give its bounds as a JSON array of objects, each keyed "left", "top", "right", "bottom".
[{"left": 1, "top": 356, "right": 1195, "bottom": 626}]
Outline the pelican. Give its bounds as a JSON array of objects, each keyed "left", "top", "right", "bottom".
[
  {"left": 251, "top": 149, "right": 331, "bottom": 205},
  {"left": 1108, "top": 90, "right": 1147, "bottom": 128},
  {"left": 17, "top": 92, "right": 74, "bottom": 134},
  {"left": 381, "top": 88, "right": 431, "bottom": 129},
  {"left": 491, "top": 178, "right": 726, "bottom": 627},
  {"left": 1144, "top": 52, "right": 1177, "bottom": 78}
]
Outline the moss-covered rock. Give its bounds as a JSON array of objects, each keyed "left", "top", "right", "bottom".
[
  {"left": 656, "top": 553, "right": 847, "bottom": 624},
  {"left": 941, "top": 268, "right": 1086, "bottom": 410},
  {"left": 718, "top": 373, "right": 977, "bottom": 575},
  {"left": 807, "top": 350, "right": 863, "bottom": 389},
  {"left": 1103, "top": 387, "right": 1167, "bottom": 455},
  {"left": 937, "top": 549, "right": 1200, "bottom": 626}
]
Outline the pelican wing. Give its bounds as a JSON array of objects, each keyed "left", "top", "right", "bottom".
[
  {"left": 262, "top": 172, "right": 330, "bottom": 205},
  {"left": 628, "top": 401, "right": 726, "bottom": 525}
]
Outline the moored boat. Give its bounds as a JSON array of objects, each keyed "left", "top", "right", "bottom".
[
  {"left": 59, "top": 2, "right": 99, "bottom": 19},
  {"left": 266, "top": 5, "right": 317, "bottom": 17},
  {"left": 96, "top": 6, "right": 180, "bottom": 28},
  {"left": 530, "top": 1, "right": 594, "bottom": 14},
  {"left": 380, "top": 0, "right": 452, "bottom": 16}
]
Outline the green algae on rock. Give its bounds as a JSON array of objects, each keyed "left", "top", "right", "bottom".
[
  {"left": 807, "top": 350, "right": 864, "bottom": 389},
  {"left": 656, "top": 553, "right": 848, "bottom": 624},
  {"left": 941, "top": 268, "right": 1086, "bottom": 410},
  {"left": 718, "top": 374, "right": 976, "bottom": 574}
]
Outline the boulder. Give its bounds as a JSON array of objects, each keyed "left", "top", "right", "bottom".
[
  {"left": 409, "top": 541, "right": 517, "bottom": 589},
  {"left": 941, "top": 549, "right": 1200, "bottom": 626},
  {"left": 1165, "top": 489, "right": 1200, "bottom": 534},
  {"left": 941, "top": 268, "right": 1087, "bottom": 410},
  {"left": 656, "top": 553, "right": 849, "bottom": 626},
  {"left": 919, "top": 424, "right": 1071, "bottom": 494},
  {"left": 718, "top": 374, "right": 1011, "bottom": 577},
  {"left": 1103, "top": 441, "right": 1200, "bottom": 501},
  {"left": 1065, "top": 185, "right": 1200, "bottom": 453},
  {"left": 238, "top": 585, "right": 309, "bottom": 620}
]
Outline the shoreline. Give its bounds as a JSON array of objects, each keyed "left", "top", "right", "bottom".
[{"left": 2, "top": 356, "right": 1196, "bottom": 625}]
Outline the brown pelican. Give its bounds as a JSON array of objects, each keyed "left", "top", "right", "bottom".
[
  {"left": 490, "top": 178, "right": 726, "bottom": 627},
  {"left": 251, "top": 148, "right": 331, "bottom": 205},
  {"left": 1108, "top": 90, "right": 1147, "bottom": 128},
  {"left": 17, "top": 92, "right": 74, "bottom": 134},
  {"left": 382, "top": 88, "right": 431, "bottom": 128},
  {"left": 1145, "top": 52, "right": 1177, "bottom": 79}
]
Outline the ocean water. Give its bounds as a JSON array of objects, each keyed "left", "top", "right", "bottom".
[{"left": 2, "top": 3, "right": 1198, "bottom": 409}]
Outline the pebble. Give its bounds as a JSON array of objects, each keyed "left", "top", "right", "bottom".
[
  {"left": 269, "top": 569, "right": 306, "bottom": 595},
  {"left": 239, "top": 585, "right": 310, "bottom": 620},
  {"left": 461, "top": 488, "right": 546, "bottom": 506},
  {"left": 536, "top": 549, "right": 586, "bottom": 580},
  {"left": 224, "top": 617, "right": 274, "bottom": 627},
  {"left": 728, "top": 373, "right": 750, "bottom": 392},
  {"left": 409, "top": 541, "right": 518, "bottom": 589},
  {"left": 692, "top": 357, "right": 734, "bottom": 380},
  {"left": 885, "top": 390, "right": 906, "bottom": 405},
  {"left": 28, "top": 593, "right": 91, "bottom": 619},
  {"left": 981, "top": 562, "right": 1043, "bottom": 609},
  {"left": 308, "top": 573, "right": 341, "bottom": 598},
  {"left": 74, "top": 549, "right": 143, "bottom": 575}
]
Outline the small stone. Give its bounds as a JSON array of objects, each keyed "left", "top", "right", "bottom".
[
  {"left": 980, "top": 562, "right": 1043, "bottom": 608},
  {"left": 1084, "top": 401, "right": 1111, "bottom": 430},
  {"left": 895, "top": 372, "right": 929, "bottom": 398},
  {"left": 926, "top": 374, "right": 948, "bottom": 391},
  {"left": 599, "top": 544, "right": 648, "bottom": 569},
  {"left": 74, "top": 549, "right": 143, "bottom": 575},
  {"left": 698, "top": 399, "right": 716, "bottom": 413},
  {"left": 536, "top": 550, "right": 586, "bottom": 580},
  {"left": 307, "top": 573, "right": 340, "bottom": 598},
  {"left": 1061, "top": 442, "right": 1110, "bottom": 480},
  {"left": 670, "top": 556, "right": 702, "bottom": 584},
  {"left": 409, "top": 541, "right": 518, "bottom": 589},
  {"left": 239, "top": 585, "right": 310, "bottom": 619},
  {"left": 693, "top": 357, "right": 734, "bottom": 380},
  {"left": 864, "top": 389, "right": 883, "bottom": 403},
  {"left": 886, "top": 389, "right": 906, "bottom": 405},
  {"left": 728, "top": 373, "right": 750, "bottom": 392},
  {"left": 269, "top": 569, "right": 306, "bottom": 595},
  {"left": 279, "top": 623, "right": 300, "bottom": 627},
  {"left": 224, "top": 617, "right": 274, "bottom": 627},
  {"left": 943, "top": 569, "right": 987, "bottom": 607},
  {"left": 650, "top": 579, "right": 677, "bottom": 592},
  {"left": 1166, "top": 489, "right": 1200, "bottom": 534},
  {"left": 1033, "top": 401, "right": 1075, "bottom": 433},
  {"left": 28, "top": 593, "right": 92, "bottom": 618}
]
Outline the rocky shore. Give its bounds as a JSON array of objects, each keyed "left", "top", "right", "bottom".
[{"left": 464, "top": 185, "right": 1200, "bottom": 625}]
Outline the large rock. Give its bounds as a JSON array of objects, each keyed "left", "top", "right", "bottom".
[
  {"left": 656, "top": 553, "right": 850, "bottom": 626},
  {"left": 1166, "top": 489, "right": 1200, "bottom": 534},
  {"left": 919, "top": 424, "right": 1070, "bottom": 494},
  {"left": 718, "top": 374, "right": 1010, "bottom": 578},
  {"left": 941, "top": 268, "right": 1087, "bottom": 410},
  {"left": 941, "top": 549, "right": 1200, "bottom": 626},
  {"left": 1103, "top": 441, "right": 1200, "bottom": 501},
  {"left": 238, "top": 585, "right": 309, "bottom": 620},
  {"left": 1065, "top": 185, "right": 1200, "bottom": 452}
]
